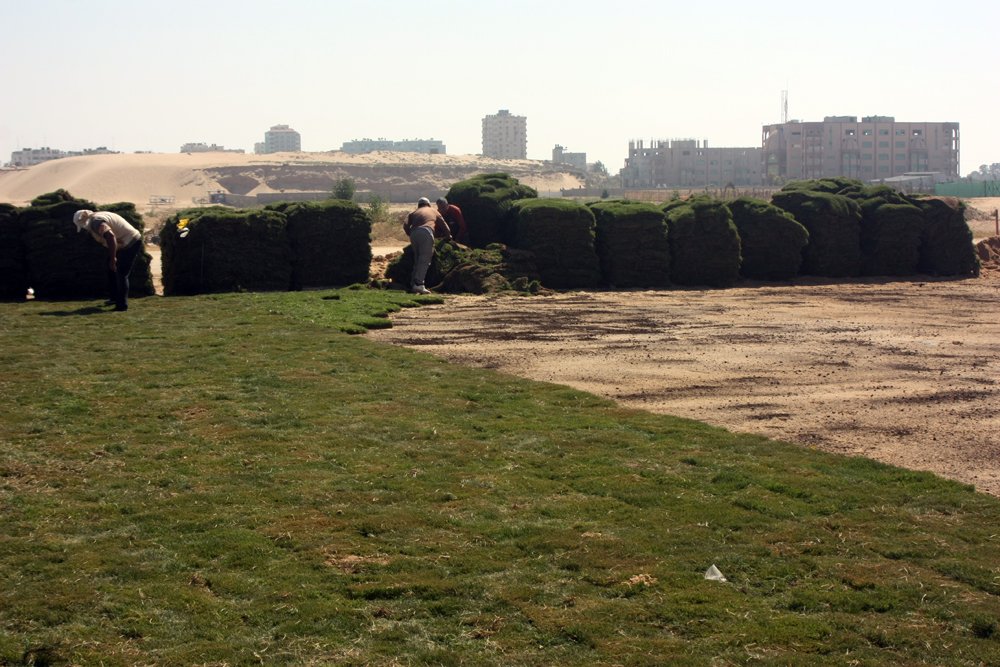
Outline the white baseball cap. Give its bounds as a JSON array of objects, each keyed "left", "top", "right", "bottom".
[{"left": 73, "top": 209, "right": 93, "bottom": 232}]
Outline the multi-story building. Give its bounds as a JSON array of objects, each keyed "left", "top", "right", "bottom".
[
  {"left": 621, "top": 139, "right": 762, "bottom": 188},
  {"left": 341, "top": 138, "right": 446, "bottom": 154},
  {"left": 552, "top": 145, "right": 587, "bottom": 171},
  {"left": 9, "top": 146, "right": 116, "bottom": 167},
  {"left": 482, "top": 109, "right": 526, "bottom": 159},
  {"left": 762, "top": 116, "right": 960, "bottom": 183},
  {"left": 259, "top": 124, "right": 301, "bottom": 154}
]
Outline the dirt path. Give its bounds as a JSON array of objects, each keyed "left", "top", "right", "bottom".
[{"left": 369, "top": 273, "right": 1000, "bottom": 496}]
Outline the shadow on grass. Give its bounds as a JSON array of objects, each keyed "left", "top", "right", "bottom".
[{"left": 38, "top": 306, "right": 111, "bottom": 317}]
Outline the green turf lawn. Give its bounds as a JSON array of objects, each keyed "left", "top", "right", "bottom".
[{"left": 1, "top": 289, "right": 998, "bottom": 666}]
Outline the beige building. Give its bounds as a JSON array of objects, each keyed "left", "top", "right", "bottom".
[
  {"left": 258, "top": 124, "right": 301, "bottom": 154},
  {"left": 762, "top": 116, "right": 960, "bottom": 183},
  {"left": 482, "top": 109, "right": 526, "bottom": 159},
  {"left": 622, "top": 139, "right": 762, "bottom": 188},
  {"left": 552, "top": 145, "right": 586, "bottom": 171}
]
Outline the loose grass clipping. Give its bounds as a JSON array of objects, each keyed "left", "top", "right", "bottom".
[{"left": 385, "top": 240, "right": 541, "bottom": 294}]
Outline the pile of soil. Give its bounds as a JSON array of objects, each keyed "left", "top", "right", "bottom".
[{"left": 975, "top": 237, "right": 1000, "bottom": 269}]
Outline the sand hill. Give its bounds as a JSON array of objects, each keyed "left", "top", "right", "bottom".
[{"left": 0, "top": 151, "right": 586, "bottom": 208}]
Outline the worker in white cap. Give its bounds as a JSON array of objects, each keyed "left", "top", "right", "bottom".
[
  {"left": 402, "top": 197, "right": 451, "bottom": 294},
  {"left": 73, "top": 209, "right": 143, "bottom": 311}
]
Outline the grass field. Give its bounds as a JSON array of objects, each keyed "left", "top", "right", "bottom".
[{"left": 1, "top": 289, "right": 999, "bottom": 666}]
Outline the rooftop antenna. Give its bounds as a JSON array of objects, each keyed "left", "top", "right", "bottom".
[{"left": 781, "top": 90, "right": 789, "bottom": 124}]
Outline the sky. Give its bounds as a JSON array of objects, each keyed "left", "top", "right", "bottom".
[{"left": 2, "top": 0, "right": 998, "bottom": 175}]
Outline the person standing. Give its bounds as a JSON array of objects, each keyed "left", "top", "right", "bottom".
[
  {"left": 73, "top": 209, "right": 143, "bottom": 311},
  {"left": 436, "top": 197, "right": 469, "bottom": 245},
  {"left": 403, "top": 197, "right": 450, "bottom": 294}
]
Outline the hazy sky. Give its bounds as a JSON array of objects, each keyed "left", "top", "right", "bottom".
[{"left": 2, "top": 0, "right": 997, "bottom": 174}]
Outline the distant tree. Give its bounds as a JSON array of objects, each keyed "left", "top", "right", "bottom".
[
  {"left": 333, "top": 178, "right": 356, "bottom": 201},
  {"left": 600, "top": 189, "right": 610, "bottom": 199},
  {"left": 367, "top": 194, "right": 389, "bottom": 224},
  {"left": 591, "top": 161, "right": 609, "bottom": 177}
]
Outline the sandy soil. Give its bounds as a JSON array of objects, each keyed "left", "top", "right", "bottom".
[
  {"left": 0, "top": 151, "right": 582, "bottom": 207},
  {"left": 369, "top": 271, "right": 1000, "bottom": 497}
]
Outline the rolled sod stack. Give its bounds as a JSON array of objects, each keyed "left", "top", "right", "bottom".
[
  {"left": 509, "top": 198, "right": 601, "bottom": 289},
  {"left": 0, "top": 203, "right": 27, "bottom": 301},
  {"left": 18, "top": 190, "right": 154, "bottom": 299},
  {"left": 664, "top": 198, "right": 741, "bottom": 287},
  {"left": 847, "top": 186, "right": 925, "bottom": 277},
  {"left": 588, "top": 201, "right": 671, "bottom": 287},
  {"left": 726, "top": 197, "right": 809, "bottom": 281},
  {"left": 916, "top": 197, "right": 979, "bottom": 277},
  {"left": 269, "top": 200, "right": 372, "bottom": 288},
  {"left": 444, "top": 173, "right": 537, "bottom": 248},
  {"left": 771, "top": 188, "right": 862, "bottom": 277},
  {"left": 161, "top": 208, "right": 291, "bottom": 295}
]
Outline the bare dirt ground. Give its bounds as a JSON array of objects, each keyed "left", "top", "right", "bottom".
[{"left": 370, "top": 264, "right": 1000, "bottom": 498}]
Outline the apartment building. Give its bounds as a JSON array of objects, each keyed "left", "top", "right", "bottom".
[
  {"left": 482, "top": 109, "right": 527, "bottom": 159},
  {"left": 258, "top": 124, "right": 301, "bottom": 154},
  {"left": 762, "top": 116, "right": 960, "bottom": 183},
  {"left": 621, "top": 139, "right": 762, "bottom": 188},
  {"left": 9, "top": 146, "right": 116, "bottom": 167}
]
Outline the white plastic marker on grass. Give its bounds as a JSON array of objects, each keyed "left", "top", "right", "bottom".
[{"left": 704, "top": 564, "right": 727, "bottom": 582}]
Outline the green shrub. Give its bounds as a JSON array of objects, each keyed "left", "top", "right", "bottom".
[
  {"left": 915, "top": 197, "right": 979, "bottom": 277},
  {"left": 445, "top": 173, "right": 537, "bottom": 248},
  {"left": 727, "top": 197, "right": 809, "bottom": 280},
  {"left": 509, "top": 198, "right": 601, "bottom": 289},
  {"left": 781, "top": 177, "right": 866, "bottom": 196},
  {"left": 161, "top": 208, "right": 291, "bottom": 295},
  {"left": 589, "top": 200, "right": 670, "bottom": 287},
  {"left": 664, "top": 198, "right": 741, "bottom": 287},
  {"left": 0, "top": 203, "right": 28, "bottom": 301},
  {"left": 269, "top": 200, "right": 372, "bottom": 289},
  {"left": 771, "top": 190, "right": 862, "bottom": 277},
  {"left": 18, "top": 191, "right": 154, "bottom": 299}
]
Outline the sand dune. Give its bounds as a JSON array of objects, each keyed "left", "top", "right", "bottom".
[{"left": 0, "top": 151, "right": 585, "bottom": 208}]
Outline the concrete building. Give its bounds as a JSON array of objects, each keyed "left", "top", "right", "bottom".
[
  {"left": 762, "top": 116, "right": 960, "bottom": 183},
  {"left": 180, "top": 142, "right": 244, "bottom": 153},
  {"left": 258, "top": 124, "right": 301, "bottom": 154},
  {"left": 9, "top": 146, "right": 117, "bottom": 167},
  {"left": 482, "top": 109, "right": 526, "bottom": 159},
  {"left": 621, "top": 139, "right": 762, "bottom": 188},
  {"left": 552, "top": 145, "right": 586, "bottom": 171},
  {"left": 341, "top": 138, "right": 446, "bottom": 154}
]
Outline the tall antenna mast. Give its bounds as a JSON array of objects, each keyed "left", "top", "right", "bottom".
[{"left": 781, "top": 90, "right": 789, "bottom": 123}]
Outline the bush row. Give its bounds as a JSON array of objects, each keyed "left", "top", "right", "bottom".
[
  {"left": 0, "top": 190, "right": 155, "bottom": 301},
  {"left": 160, "top": 200, "right": 371, "bottom": 295}
]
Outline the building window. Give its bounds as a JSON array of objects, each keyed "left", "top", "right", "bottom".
[
  {"left": 862, "top": 141, "right": 873, "bottom": 148},
  {"left": 895, "top": 141, "right": 906, "bottom": 148},
  {"left": 878, "top": 141, "right": 889, "bottom": 148},
  {"left": 913, "top": 130, "right": 923, "bottom": 136},
  {"left": 878, "top": 153, "right": 889, "bottom": 160},
  {"left": 863, "top": 129, "right": 873, "bottom": 136},
  {"left": 879, "top": 129, "right": 889, "bottom": 135},
  {"left": 895, "top": 129, "right": 906, "bottom": 135},
  {"left": 895, "top": 154, "right": 906, "bottom": 161},
  {"left": 846, "top": 129, "right": 856, "bottom": 136},
  {"left": 862, "top": 154, "right": 873, "bottom": 160},
  {"left": 878, "top": 165, "right": 890, "bottom": 173}
]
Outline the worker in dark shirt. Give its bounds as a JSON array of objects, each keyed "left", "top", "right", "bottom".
[{"left": 436, "top": 197, "right": 469, "bottom": 245}]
